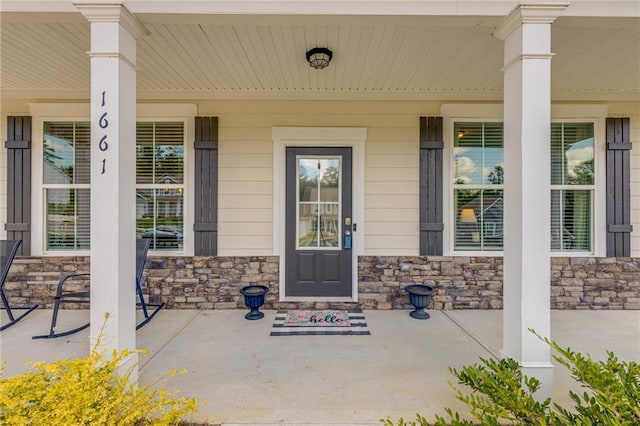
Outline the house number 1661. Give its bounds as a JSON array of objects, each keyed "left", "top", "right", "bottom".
[{"left": 98, "top": 90, "right": 109, "bottom": 174}]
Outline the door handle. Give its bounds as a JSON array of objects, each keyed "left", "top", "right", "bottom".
[{"left": 344, "top": 230, "right": 352, "bottom": 249}]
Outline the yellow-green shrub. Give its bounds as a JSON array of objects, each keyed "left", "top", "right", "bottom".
[{"left": 0, "top": 328, "right": 198, "bottom": 425}]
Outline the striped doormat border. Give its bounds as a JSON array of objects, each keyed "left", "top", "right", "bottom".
[{"left": 270, "top": 310, "right": 371, "bottom": 336}]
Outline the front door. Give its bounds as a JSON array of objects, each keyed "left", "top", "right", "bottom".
[{"left": 285, "top": 147, "right": 352, "bottom": 297}]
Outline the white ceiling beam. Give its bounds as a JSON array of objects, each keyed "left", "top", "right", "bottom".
[{"left": 2, "top": 1, "right": 639, "bottom": 18}]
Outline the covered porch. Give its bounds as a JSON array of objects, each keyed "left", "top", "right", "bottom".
[
  {"left": 1, "top": 0, "right": 639, "bottom": 405},
  {"left": 2, "top": 308, "right": 639, "bottom": 424}
]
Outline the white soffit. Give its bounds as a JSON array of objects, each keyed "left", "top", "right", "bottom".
[{"left": 1, "top": 6, "right": 638, "bottom": 101}]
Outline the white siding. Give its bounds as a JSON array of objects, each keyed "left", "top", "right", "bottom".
[
  {"left": 200, "top": 100, "right": 437, "bottom": 256},
  {"left": 217, "top": 146, "right": 274, "bottom": 255},
  {"left": 2, "top": 99, "right": 637, "bottom": 257}
]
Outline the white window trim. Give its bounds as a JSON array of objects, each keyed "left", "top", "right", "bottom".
[
  {"left": 29, "top": 103, "right": 196, "bottom": 256},
  {"left": 441, "top": 103, "right": 607, "bottom": 257},
  {"left": 272, "top": 127, "right": 366, "bottom": 302},
  {"left": 450, "top": 120, "right": 505, "bottom": 255},
  {"left": 549, "top": 118, "right": 604, "bottom": 257},
  {"left": 442, "top": 104, "right": 503, "bottom": 256}
]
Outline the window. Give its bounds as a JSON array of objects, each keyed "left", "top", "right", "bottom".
[
  {"left": 550, "top": 122, "right": 594, "bottom": 252},
  {"left": 41, "top": 120, "right": 186, "bottom": 252},
  {"left": 43, "top": 121, "right": 90, "bottom": 251},
  {"left": 296, "top": 157, "right": 341, "bottom": 249},
  {"left": 136, "top": 122, "right": 185, "bottom": 251},
  {"left": 444, "top": 104, "right": 603, "bottom": 256},
  {"left": 452, "top": 122, "right": 504, "bottom": 251}
]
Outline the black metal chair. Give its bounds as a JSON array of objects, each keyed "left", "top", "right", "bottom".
[
  {"left": 33, "top": 238, "right": 164, "bottom": 339},
  {"left": 1, "top": 240, "right": 38, "bottom": 331}
]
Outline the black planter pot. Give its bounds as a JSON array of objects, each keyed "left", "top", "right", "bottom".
[
  {"left": 405, "top": 284, "right": 434, "bottom": 320},
  {"left": 240, "top": 285, "right": 269, "bottom": 320}
]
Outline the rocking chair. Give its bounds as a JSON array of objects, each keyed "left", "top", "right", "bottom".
[
  {"left": 1, "top": 240, "right": 38, "bottom": 331},
  {"left": 33, "top": 238, "right": 163, "bottom": 339}
]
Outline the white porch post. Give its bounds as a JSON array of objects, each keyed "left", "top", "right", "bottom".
[
  {"left": 494, "top": 2, "right": 568, "bottom": 399},
  {"left": 76, "top": 3, "right": 148, "bottom": 377}
]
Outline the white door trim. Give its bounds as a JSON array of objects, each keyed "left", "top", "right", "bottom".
[{"left": 272, "top": 127, "right": 366, "bottom": 302}]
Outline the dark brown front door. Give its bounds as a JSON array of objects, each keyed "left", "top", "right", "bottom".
[{"left": 285, "top": 147, "right": 353, "bottom": 297}]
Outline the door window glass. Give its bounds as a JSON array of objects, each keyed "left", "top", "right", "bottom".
[{"left": 297, "top": 157, "right": 341, "bottom": 249}]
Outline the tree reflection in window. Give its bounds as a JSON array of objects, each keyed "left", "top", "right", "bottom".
[{"left": 298, "top": 158, "right": 340, "bottom": 248}]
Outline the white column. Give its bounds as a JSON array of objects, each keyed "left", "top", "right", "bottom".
[
  {"left": 76, "top": 4, "right": 148, "bottom": 378},
  {"left": 494, "top": 2, "right": 568, "bottom": 400}
]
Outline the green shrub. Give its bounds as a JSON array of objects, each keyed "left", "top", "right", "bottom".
[
  {"left": 382, "top": 332, "right": 640, "bottom": 426},
  {"left": 546, "top": 335, "right": 640, "bottom": 425},
  {"left": 0, "top": 323, "right": 199, "bottom": 425}
]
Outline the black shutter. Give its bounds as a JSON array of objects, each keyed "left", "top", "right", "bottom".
[
  {"left": 419, "top": 116, "right": 444, "bottom": 255},
  {"left": 606, "top": 117, "right": 632, "bottom": 256},
  {"left": 5, "top": 116, "right": 32, "bottom": 255},
  {"left": 193, "top": 117, "right": 218, "bottom": 255}
]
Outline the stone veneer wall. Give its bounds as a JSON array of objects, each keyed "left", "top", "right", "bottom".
[
  {"left": 359, "top": 256, "right": 640, "bottom": 310},
  {"left": 145, "top": 256, "right": 280, "bottom": 309},
  {"left": 3, "top": 255, "right": 639, "bottom": 310},
  {"left": 358, "top": 256, "right": 503, "bottom": 309},
  {"left": 3, "top": 256, "right": 91, "bottom": 309},
  {"left": 551, "top": 257, "right": 640, "bottom": 309}
]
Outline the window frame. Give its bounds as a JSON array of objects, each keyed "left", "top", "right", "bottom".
[
  {"left": 550, "top": 118, "right": 603, "bottom": 256},
  {"left": 442, "top": 104, "right": 607, "bottom": 257},
  {"left": 42, "top": 120, "right": 91, "bottom": 252},
  {"left": 30, "top": 103, "right": 195, "bottom": 256},
  {"left": 135, "top": 120, "right": 188, "bottom": 254},
  {"left": 451, "top": 121, "right": 505, "bottom": 253},
  {"left": 443, "top": 104, "right": 504, "bottom": 256}
]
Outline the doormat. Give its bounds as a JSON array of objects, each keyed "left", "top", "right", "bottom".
[{"left": 270, "top": 309, "right": 370, "bottom": 336}]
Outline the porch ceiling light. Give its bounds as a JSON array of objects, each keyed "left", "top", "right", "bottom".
[{"left": 306, "top": 47, "right": 333, "bottom": 69}]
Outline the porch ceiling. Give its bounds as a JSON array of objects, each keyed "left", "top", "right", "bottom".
[{"left": 1, "top": 13, "right": 639, "bottom": 101}]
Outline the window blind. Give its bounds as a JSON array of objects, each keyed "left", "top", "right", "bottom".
[
  {"left": 453, "top": 122, "right": 504, "bottom": 251},
  {"left": 43, "top": 121, "right": 91, "bottom": 251},
  {"left": 42, "top": 120, "right": 186, "bottom": 252},
  {"left": 136, "top": 121, "right": 185, "bottom": 251},
  {"left": 550, "top": 123, "right": 594, "bottom": 252}
]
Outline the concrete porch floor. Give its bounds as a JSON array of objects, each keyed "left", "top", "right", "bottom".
[{"left": 1, "top": 309, "right": 639, "bottom": 425}]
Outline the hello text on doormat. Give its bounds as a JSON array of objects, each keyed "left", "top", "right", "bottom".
[{"left": 270, "top": 310, "right": 371, "bottom": 336}]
